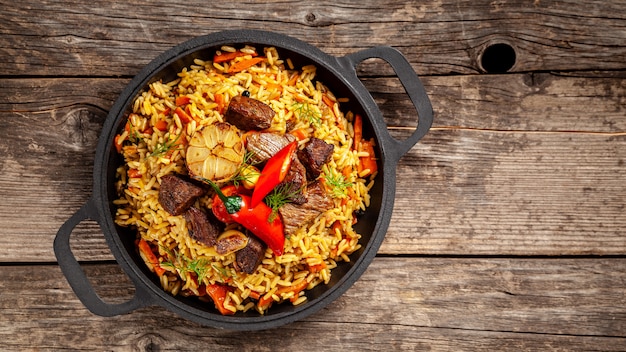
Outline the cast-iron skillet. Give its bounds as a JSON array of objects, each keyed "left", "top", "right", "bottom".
[{"left": 54, "top": 29, "right": 433, "bottom": 330}]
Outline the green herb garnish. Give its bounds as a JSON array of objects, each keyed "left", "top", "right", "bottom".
[
  {"left": 160, "top": 247, "right": 213, "bottom": 283},
  {"left": 264, "top": 183, "right": 303, "bottom": 222},
  {"left": 229, "top": 151, "right": 260, "bottom": 188},
  {"left": 150, "top": 130, "right": 183, "bottom": 157},
  {"left": 324, "top": 168, "right": 353, "bottom": 199},
  {"left": 293, "top": 102, "right": 321, "bottom": 126},
  {"left": 127, "top": 119, "right": 142, "bottom": 143}
]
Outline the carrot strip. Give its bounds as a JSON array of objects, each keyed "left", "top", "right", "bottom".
[
  {"left": 358, "top": 140, "right": 378, "bottom": 176},
  {"left": 175, "top": 96, "right": 191, "bottom": 106},
  {"left": 322, "top": 94, "right": 335, "bottom": 109},
  {"left": 353, "top": 114, "right": 363, "bottom": 150},
  {"left": 174, "top": 107, "right": 192, "bottom": 124},
  {"left": 127, "top": 168, "right": 142, "bottom": 178},
  {"left": 308, "top": 262, "right": 327, "bottom": 274},
  {"left": 154, "top": 120, "right": 168, "bottom": 132},
  {"left": 114, "top": 134, "right": 124, "bottom": 153},
  {"left": 265, "top": 82, "right": 283, "bottom": 93},
  {"left": 215, "top": 93, "right": 225, "bottom": 114},
  {"left": 287, "top": 73, "right": 299, "bottom": 86},
  {"left": 257, "top": 294, "right": 273, "bottom": 311},
  {"left": 137, "top": 239, "right": 165, "bottom": 277},
  {"left": 213, "top": 50, "right": 257, "bottom": 63},
  {"left": 289, "top": 128, "right": 308, "bottom": 141},
  {"left": 206, "top": 284, "right": 235, "bottom": 315},
  {"left": 228, "top": 57, "right": 265, "bottom": 73},
  {"left": 256, "top": 280, "right": 310, "bottom": 308}
]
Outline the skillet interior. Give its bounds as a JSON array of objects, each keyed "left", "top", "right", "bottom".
[{"left": 100, "top": 37, "right": 386, "bottom": 324}]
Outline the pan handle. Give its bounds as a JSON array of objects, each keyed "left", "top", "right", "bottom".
[
  {"left": 342, "top": 46, "right": 433, "bottom": 160},
  {"left": 53, "top": 197, "right": 152, "bottom": 317}
]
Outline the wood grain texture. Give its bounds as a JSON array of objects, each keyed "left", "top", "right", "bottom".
[
  {"left": 1, "top": 258, "right": 624, "bottom": 351},
  {"left": 1, "top": 1, "right": 625, "bottom": 76},
  {"left": 1, "top": 0, "right": 625, "bottom": 349},
  {"left": 1, "top": 72, "right": 624, "bottom": 260}
]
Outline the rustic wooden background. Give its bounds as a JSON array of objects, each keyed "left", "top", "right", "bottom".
[{"left": 1, "top": 0, "right": 625, "bottom": 350}]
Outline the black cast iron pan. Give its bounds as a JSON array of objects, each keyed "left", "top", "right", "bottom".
[{"left": 54, "top": 29, "right": 433, "bottom": 330}]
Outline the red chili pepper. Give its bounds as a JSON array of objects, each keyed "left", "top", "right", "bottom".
[
  {"left": 251, "top": 141, "right": 297, "bottom": 208},
  {"left": 205, "top": 179, "right": 285, "bottom": 256},
  {"left": 211, "top": 185, "right": 240, "bottom": 224}
]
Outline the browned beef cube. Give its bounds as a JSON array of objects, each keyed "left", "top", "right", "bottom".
[
  {"left": 224, "top": 95, "right": 275, "bottom": 131},
  {"left": 277, "top": 154, "right": 307, "bottom": 205},
  {"left": 279, "top": 180, "right": 334, "bottom": 236},
  {"left": 297, "top": 137, "right": 334, "bottom": 179},
  {"left": 234, "top": 235, "right": 266, "bottom": 274},
  {"left": 158, "top": 174, "right": 206, "bottom": 215},
  {"left": 245, "top": 132, "right": 295, "bottom": 164},
  {"left": 184, "top": 206, "right": 221, "bottom": 247}
]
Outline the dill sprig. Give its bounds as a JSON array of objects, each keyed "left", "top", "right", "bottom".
[
  {"left": 264, "top": 183, "right": 303, "bottom": 222},
  {"left": 150, "top": 130, "right": 183, "bottom": 157},
  {"left": 323, "top": 168, "right": 353, "bottom": 199},
  {"left": 160, "top": 247, "right": 213, "bottom": 283},
  {"left": 127, "top": 119, "right": 141, "bottom": 143},
  {"left": 229, "top": 151, "right": 260, "bottom": 188},
  {"left": 293, "top": 102, "right": 321, "bottom": 126}
]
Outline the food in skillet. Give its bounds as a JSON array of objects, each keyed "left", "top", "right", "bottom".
[{"left": 113, "top": 45, "right": 378, "bottom": 315}]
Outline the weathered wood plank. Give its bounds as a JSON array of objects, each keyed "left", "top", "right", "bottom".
[
  {"left": 388, "top": 129, "right": 626, "bottom": 255},
  {"left": 0, "top": 258, "right": 624, "bottom": 350},
  {"left": 1, "top": 1, "right": 625, "bottom": 76},
  {"left": 0, "top": 73, "right": 624, "bottom": 261}
]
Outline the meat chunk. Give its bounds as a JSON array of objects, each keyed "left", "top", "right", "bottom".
[
  {"left": 224, "top": 95, "right": 275, "bottom": 131},
  {"left": 278, "top": 154, "right": 307, "bottom": 205},
  {"left": 297, "top": 137, "right": 334, "bottom": 179},
  {"left": 234, "top": 235, "right": 266, "bottom": 274},
  {"left": 245, "top": 132, "right": 296, "bottom": 164},
  {"left": 158, "top": 174, "right": 206, "bottom": 216},
  {"left": 184, "top": 206, "right": 221, "bottom": 247},
  {"left": 279, "top": 180, "right": 334, "bottom": 236}
]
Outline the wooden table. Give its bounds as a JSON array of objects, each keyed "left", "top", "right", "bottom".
[{"left": 1, "top": 1, "right": 625, "bottom": 350}]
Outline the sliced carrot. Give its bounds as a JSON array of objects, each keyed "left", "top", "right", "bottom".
[
  {"left": 256, "top": 280, "right": 310, "bottom": 308},
  {"left": 342, "top": 166, "right": 352, "bottom": 179},
  {"left": 285, "top": 280, "right": 310, "bottom": 303},
  {"left": 358, "top": 139, "right": 378, "bottom": 176},
  {"left": 215, "top": 93, "right": 225, "bottom": 114},
  {"left": 137, "top": 239, "right": 165, "bottom": 277},
  {"left": 287, "top": 73, "right": 299, "bottom": 86},
  {"left": 308, "top": 262, "right": 327, "bottom": 274},
  {"left": 228, "top": 57, "right": 265, "bottom": 73},
  {"left": 265, "top": 82, "right": 283, "bottom": 93},
  {"left": 206, "top": 283, "right": 235, "bottom": 315},
  {"left": 165, "top": 134, "right": 186, "bottom": 159},
  {"left": 114, "top": 134, "right": 124, "bottom": 153},
  {"left": 213, "top": 50, "right": 257, "bottom": 63},
  {"left": 289, "top": 128, "right": 308, "bottom": 141},
  {"left": 174, "top": 106, "right": 192, "bottom": 124},
  {"left": 257, "top": 294, "right": 273, "bottom": 311},
  {"left": 127, "top": 168, "right": 142, "bottom": 178},
  {"left": 154, "top": 120, "right": 168, "bottom": 132},
  {"left": 331, "top": 220, "right": 342, "bottom": 234},
  {"left": 322, "top": 94, "right": 335, "bottom": 109},
  {"left": 353, "top": 114, "right": 363, "bottom": 150},
  {"left": 175, "top": 96, "right": 191, "bottom": 106},
  {"left": 248, "top": 291, "right": 261, "bottom": 301}
]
